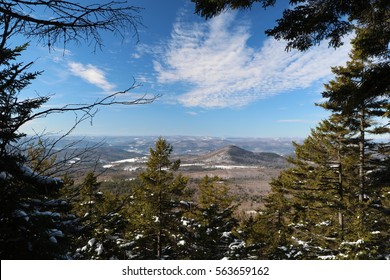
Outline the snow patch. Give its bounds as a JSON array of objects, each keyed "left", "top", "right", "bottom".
[
  {"left": 229, "top": 241, "right": 245, "bottom": 250},
  {"left": 211, "top": 165, "right": 258, "bottom": 170},
  {"left": 316, "top": 220, "right": 332, "bottom": 227},
  {"left": 14, "top": 209, "right": 29, "bottom": 222},
  {"left": 135, "top": 234, "right": 143, "bottom": 240},
  {"left": 95, "top": 243, "right": 104, "bottom": 255},
  {"left": 19, "top": 164, "right": 62, "bottom": 185},
  {"left": 318, "top": 255, "right": 336, "bottom": 260},
  {"left": 0, "top": 171, "right": 12, "bottom": 179},
  {"left": 68, "top": 157, "right": 81, "bottom": 164},
  {"left": 48, "top": 229, "right": 64, "bottom": 238},
  {"left": 114, "top": 157, "right": 148, "bottom": 164},
  {"left": 88, "top": 238, "right": 96, "bottom": 247},
  {"left": 341, "top": 239, "right": 365, "bottom": 246},
  {"left": 124, "top": 166, "right": 139, "bottom": 172},
  {"left": 49, "top": 236, "right": 58, "bottom": 244},
  {"left": 292, "top": 236, "right": 309, "bottom": 248}
]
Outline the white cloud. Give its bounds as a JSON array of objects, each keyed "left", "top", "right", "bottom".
[
  {"left": 154, "top": 11, "right": 351, "bottom": 108},
  {"left": 68, "top": 62, "right": 115, "bottom": 92},
  {"left": 49, "top": 48, "right": 73, "bottom": 63}
]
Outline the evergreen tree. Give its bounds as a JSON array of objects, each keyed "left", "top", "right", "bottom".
[
  {"left": 257, "top": 46, "right": 390, "bottom": 259},
  {"left": 242, "top": 173, "right": 293, "bottom": 259},
  {"left": 0, "top": 1, "right": 150, "bottom": 259},
  {"left": 320, "top": 47, "right": 390, "bottom": 259},
  {"left": 197, "top": 175, "right": 233, "bottom": 209},
  {"left": 322, "top": 47, "right": 389, "bottom": 200},
  {"left": 129, "top": 138, "right": 189, "bottom": 259},
  {"left": 72, "top": 172, "right": 130, "bottom": 260},
  {"left": 0, "top": 39, "right": 74, "bottom": 259},
  {"left": 254, "top": 115, "right": 361, "bottom": 259},
  {"left": 191, "top": 0, "right": 390, "bottom": 58},
  {"left": 189, "top": 176, "right": 240, "bottom": 259},
  {"left": 76, "top": 172, "right": 102, "bottom": 219}
]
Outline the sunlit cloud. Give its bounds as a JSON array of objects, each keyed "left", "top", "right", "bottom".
[
  {"left": 154, "top": 11, "right": 351, "bottom": 108},
  {"left": 68, "top": 61, "right": 116, "bottom": 92}
]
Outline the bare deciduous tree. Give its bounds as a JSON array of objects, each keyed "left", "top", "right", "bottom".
[{"left": 0, "top": 0, "right": 143, "bottom": 50}]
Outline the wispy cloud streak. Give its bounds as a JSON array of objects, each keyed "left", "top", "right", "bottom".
[
  {"left": 68, "top": 62, "right": 115, "bottom": 92},
  {"left": 154, "top": 11, "right": 351, "bottom": 108}
]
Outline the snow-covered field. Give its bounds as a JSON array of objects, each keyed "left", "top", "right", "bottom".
[
  {"left": 103, "top": 157, "right": 148, "bottom": 169},
  {"left": 103, "top": 160, "right": 262, "bottom": 171}
]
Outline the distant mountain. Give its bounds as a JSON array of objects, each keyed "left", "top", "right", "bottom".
[
  {"left": 51, "top": 135, "right": 299, "bottom": 156},
  {"left": 54, "top": 146, "right": 144, "bottom": 164},
  {"left": 93, "top": 147, "right": 144, "bottom": 163},
  {"left": 49, "top": 136, "right": 295, "bottom": 170},
  {"left": 194, "top": 145, "right": 287, "bottom": 167}
]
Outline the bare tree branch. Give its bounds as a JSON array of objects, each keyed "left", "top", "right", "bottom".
[
  {"left": 0, "top": 0, "right": 143, "bottom": 50},
  {"left": 30, "top": 80, "right": 159, "bottom": 121}
]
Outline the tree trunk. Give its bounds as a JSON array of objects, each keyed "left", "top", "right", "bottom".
[
  {"left": 156, "top": 164, "right": 162, "bottom": 260},
  {"left": 337, "top": 141, "right": 344, "bottom": 241},
  {"left": 358, "top": 107, "right": 365, "bottom": 202}
]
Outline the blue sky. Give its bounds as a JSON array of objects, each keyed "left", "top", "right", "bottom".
[{"left": 19, "top": 0, "right": 353, "bottom": 138}]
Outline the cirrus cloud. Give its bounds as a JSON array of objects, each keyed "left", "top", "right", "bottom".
[
  {"left": 68, "top": 62, "right": 116, "bottom": 92},
  {"left": 154, "top": 11, "right": 351, "bottom": 108}
]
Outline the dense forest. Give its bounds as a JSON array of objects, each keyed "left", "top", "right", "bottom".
[{"left": 0, "top": 0, "right": 389, "bottom": 259}]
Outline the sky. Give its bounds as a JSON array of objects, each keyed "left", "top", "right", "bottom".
[{"left": 19, "top": 0, "right": 353, "bottom": 138}]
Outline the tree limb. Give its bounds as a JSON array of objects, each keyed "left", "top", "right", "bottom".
[{"left": 0, "top": 0, "right": 143, "bottom": 50}]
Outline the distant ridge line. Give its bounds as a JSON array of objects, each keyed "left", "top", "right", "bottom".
[{"left": 193, "top": 145, "right": 287, "bottom": 167}]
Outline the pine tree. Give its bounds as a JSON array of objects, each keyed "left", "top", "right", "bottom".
[
  {"left": 189, "top": 175, "right": 240, "bottom": 259},
  {"left": 321, "top": 47, "right": 389, "bottom": 203},
  {"left": 79, "top": 172, "right": 102, "bottom": 218},
  {"left": 129, "top": 138, "right": 189, "bottom": 259},
  {"left": 72, "top": 172, "right": 130, "bottom": 259},
  {"left": 197, "top": 175, "right": 233, "bottom": 209},
  {"left": 320, "top": 47, "right": 390, "bottom": 259},
  {"left": 256, "top": 115, "right": 362, "bottom": 259},
  {"left": 191, "top": 0, "right": 390, "bottom": 58},
  {"left": 0, "top": 1, "right": 149, "bottom": 259},
  {"left": 258, "top": 46, "right": 390, "bottom": 259},
  {"left": 0, "top": 42, "right": 74, "bottom": 259},
  {"left": 242, "top": 173, "right": 294, "bottom": 259}
]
